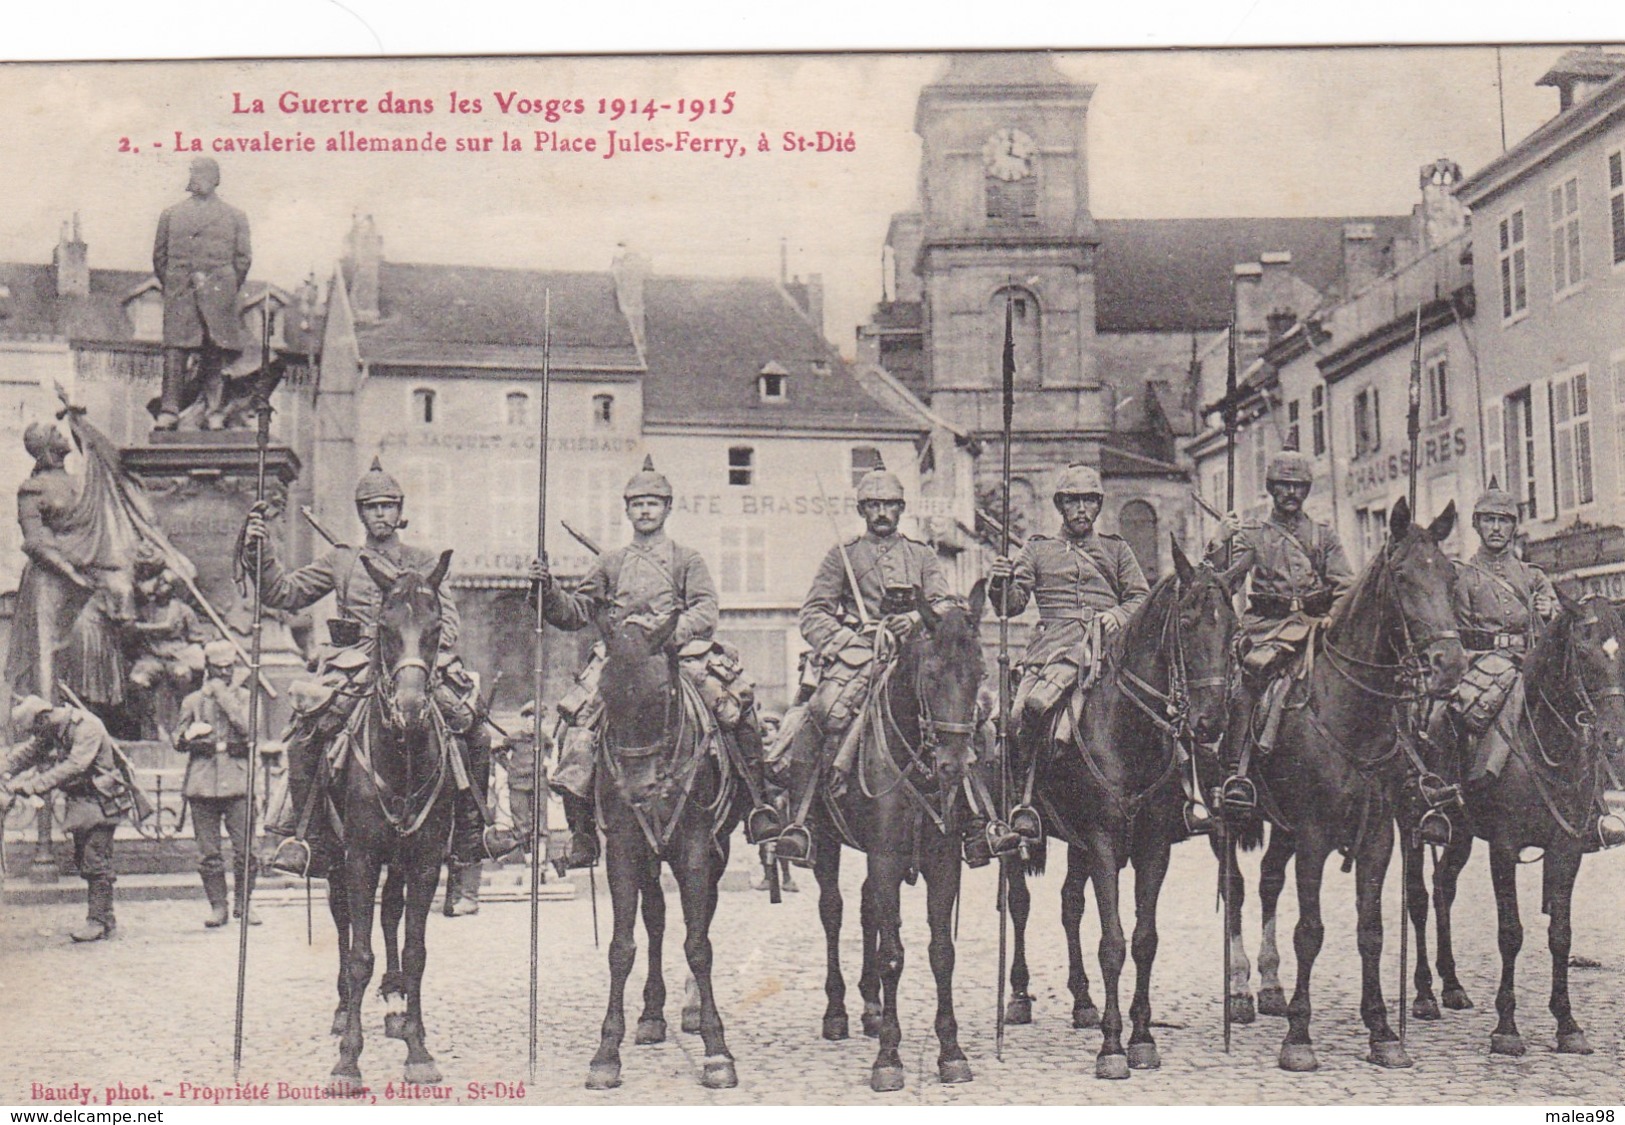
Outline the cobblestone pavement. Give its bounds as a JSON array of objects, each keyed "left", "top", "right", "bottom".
[{"left": 2, "top": 838, "right": 1621, "bottom": 1107}]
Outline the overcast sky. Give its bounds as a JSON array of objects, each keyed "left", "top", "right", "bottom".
[{"left": 0, "top": 47, "right": 1589, "bottom": 355}]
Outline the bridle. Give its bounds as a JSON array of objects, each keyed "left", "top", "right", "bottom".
[
  {"left": 1530, "top": 599, "right": 1625, "bottom": 765},
  {"left": 1118, "top": 570, "right": 1231, "bottom": 748},
  {"left": 1319, "top": 537, "right": 1459, "bottom": 705},
  {"left": 354, "top": 618, "right": 451, "bottom": 838}
]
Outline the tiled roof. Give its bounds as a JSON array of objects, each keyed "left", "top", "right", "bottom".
[
  {"left": 0, "top": 263, "right": 148, "bottom": 343},
  {"left": 1538, "top": 49, "right": 1625, "bottom": 85}
]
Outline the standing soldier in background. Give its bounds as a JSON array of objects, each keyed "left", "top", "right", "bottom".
[
  {"left": 175, "top": 640, "right": 259, "bottom": 928},
  {"left": 496, "top": 700, "right": 551, "bottom": 860}
]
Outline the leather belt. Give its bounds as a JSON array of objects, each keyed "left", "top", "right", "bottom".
[
  {"left": 1462, "top": 629, "right": 1527, "bottom": 653},
  {"left": 1250, "top": 591, "right": 1332, "bottom": 619}
]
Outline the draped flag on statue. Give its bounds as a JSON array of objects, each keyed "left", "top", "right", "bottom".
[{"left": 57, "top": 407, "right": 196, "bottom": 582}]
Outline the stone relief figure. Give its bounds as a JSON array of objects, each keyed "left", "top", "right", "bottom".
[{"left": 126, "top": 542, "right": 207, "bottom": 735}]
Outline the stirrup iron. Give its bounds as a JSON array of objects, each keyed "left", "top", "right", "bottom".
[
  {"left": 1220, "top": 775, "right": 1257, "bottom": 813},
  {"left": 745, "top": 804, "right": 783, "bottom": 846},
  {"left": 1418, "top": 807, "right": 1454, "bottom": 848},
  {"left": 1009, "top": 804, "right": 1043, "bottom": 843},
  {"left": 775, "top": 823, "right": 816, "bottom": 868},
  {"left": 269, "top": 836, "right": 312, "bottom": 878}
]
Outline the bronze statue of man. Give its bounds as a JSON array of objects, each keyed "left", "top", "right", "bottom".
[{"left": 152, "top": 156, "right": 252, "bottom": 431}]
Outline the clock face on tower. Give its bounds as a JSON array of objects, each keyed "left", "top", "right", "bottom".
[{"left": 982, "top": 128, "right": 1036, "bottom": 182}]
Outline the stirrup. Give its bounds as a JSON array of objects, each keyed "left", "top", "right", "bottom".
[
  {"left": 1009, "top": 804, "right": 1043, "bottom": 843},
  {"left": 745, "top": 804, "right": 783, "bottom": 846},
  {"left": 1418, "top": 808, "right": 1454, "bottom": 848},
  {"left": 1220, "top": 776, "right": 1257, "bottom": 813},
  {"left": 1183, "top": 800, "right": 1216, "bottom": 836},
  {"left": 985, "top": 819, "right": 1024, "bottom": 860},
  {"left": 1595, "top": 812, "right": 1625, "bottom": 851},
  {"left": 482, "top": 826, "right": 525, "bottom": 860},
  {"left": 1418, "top": 774, "right": 1462, "bottom": 811},
  {"left": 775, "top": 823, "right": 816, "bottom": 868},
  {"left": 269, "top": 836, "right": 312, "bottom": 878}
]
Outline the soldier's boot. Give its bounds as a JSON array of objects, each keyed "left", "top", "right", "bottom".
[
  {"left": 201, "top": 868, "right": 230, "bottom": 929},
  {"left": 1593, "top": 783, "right": 1625, "bottom": 850},
  {"left": 449, "top": 861, "right": 483, "bottom": 917},
  {"left": 735, "top": 722, "right": 783, "bottom": 844},
  {"left": 558, "top": 791, "right": 600, "bottom": 875},
  {"left": 71, "top": 878, "right": 115, "bottom": 943},
  {"left": 267, "top": 729, "right": 320, "bottom": 876},
  {"left": 233, "top": 873, "right": 262, "bottom": 926}
]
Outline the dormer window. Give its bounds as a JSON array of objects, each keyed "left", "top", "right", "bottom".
[
  {"left": 811, "top": 359, "right": 831, "bottom": 376},
  {"left": 758, "top": 361, "right": 789, "bottom": 403}
]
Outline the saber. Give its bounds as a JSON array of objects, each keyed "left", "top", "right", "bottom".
[
  {"left": 812, "top": 472, "right": 869, "bottom": 626},
  {"left": 995, "top": 288, "right": 1016, "bottom": 1061},
  {"left": 561, "top": 519, "right": 603, "bottom": 558},
  {"left": 528, "top": 289, "right": 553, "bottom": 1083}
]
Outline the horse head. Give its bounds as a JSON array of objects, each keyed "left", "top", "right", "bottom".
[
  {"left": 598, "top": 607, "right": 681, "bottom": 722},
  {"left": 1536, "top": 589, "right": 1625, "bottom": 758},
  {"left": 911, "top": 580, "right": 987, "bottom": 787},
  {"left": 1171, "top": 537, "right": 1241, "bottom": 744},
  {"left": 1377, "top": 497, "right": 1468, "bottom": 697},
  {"left": 363, "top": 549, "right": 451, "bottom": 729}
]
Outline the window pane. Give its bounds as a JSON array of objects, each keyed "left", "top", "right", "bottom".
[
  {"left": 1501, "top": 257, "right": 1513, "bottom": 319},
  {"left": 1612, "top": 194, "right": 1625, "bottom": 265},
  {"left": 1512, "top": 210, "right": 1524, "bottom": 241},
  {"left": 1499, "top": 217, "right": 1510, "bottom": 252},
  {"left": 1574, "top": 371, "right": 1589, "bottom": 416},
  {"left": 1514, "top": 249, "right": 1527, "bottom": 309},
  {"left": 1566, "top": 178, "right": 1579, "bottom": 212},
  {"left": 1577, "top": 418, "right": 1594, "bottom": 504},
  {"left": 1612, "top": 151, "right": 1623, "bottom": 190}
]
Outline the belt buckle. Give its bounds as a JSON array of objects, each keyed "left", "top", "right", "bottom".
[
  {"left": 1495, "top": 633, "right": 1513, "bottom": 650},
  {"left": 1288, "top": 597, "right": 1303, "bottom": 613}
]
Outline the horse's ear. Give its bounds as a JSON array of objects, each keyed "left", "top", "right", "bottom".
[
  {"left": 426, "top": 549, "right": 453, "bottom": 590},
  {"left": 915, "top": 586, "right": 940, "bottom": 632},
  {"left": 967, "top": 578, "right": 987, "bottom": 622},
  {"left": 1172, "top": 535, "right": 1195, "bottom": 587},
  {"left": 1428, "top": 500, "right": 1457, "bottom": 543},
  {"left": 1389, "top": 495, "right": 1413, "bottom": 541},
  {"left": 1555, "top": 581, "right": 1584, "bottom": 618},
  {"left": 647, "top": 608, "right": 682, "bottom": 654},
  {"left": 361, "top": 555, "right": 394, "bottom": 594},
  {"left": 1219, "top": 559, "right": 1248, "bottom": 598}
]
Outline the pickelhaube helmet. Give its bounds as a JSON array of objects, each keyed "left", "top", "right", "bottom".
[
  {"left": 623, "top": 454, "right": 673, "bottom": 501},
  {"left": 10, "top": 694, "right": 52, "bottom": 729},
  {"left": 1053, "top": 463, "right": 1104, "bottom": 498},
  {"left": 354, "top": 456, "right": 405, "bottom": 505},
  {"left": 1265, "top": 450, "right": 1315, "bottom": 486},
  {"left": 203, "top": 639, "right": 237, "bottom": 668},
  {"left": 855, "top": 469, "right": 906, "bottom": 503},
  {"left": 1473, "top": 477, "right": 1520, "bottom": 519}
]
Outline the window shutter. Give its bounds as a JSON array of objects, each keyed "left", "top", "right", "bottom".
[
  {"left": 1484, "top": 398, "right": 1504, "bottom": 493},
  {"left": 1532, "top": 376, "right": 1555, "bottom": 520}
]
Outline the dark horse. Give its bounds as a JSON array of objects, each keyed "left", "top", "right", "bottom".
[
  {"left": 1401, "top": 592, "right": 1625, "bottom": 1056},
  {"left": 809, "top": 582, "right": 986, "bottom": 1093},
  {"left": 1223, "top": 498, "right": 1466, "bottom": 1071},
  {"left": 587, "top": 609, "right": 743, "bottom": 1091},
  {"left": 327, "top": 549, "right": 459, "bottom": 1094},
  {"left": 1002, "top": 541, "right": 1240, "bottom": 1078}
]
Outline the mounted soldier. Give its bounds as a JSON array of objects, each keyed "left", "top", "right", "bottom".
[
  {"left": 241, "top": 457, "right": 513, "bottom": 876},
  {"left": 528, "top": 455, "right": 779, "bottom": 872},
  {"left": 988, "top": 463, "right": 1151, "bottom": 835},
  {"left": 1208, "top": 448, "right": 1354, "bottom": 800},
  {"left": 777, "top": 467, "right": 978, "bottom": 865}
]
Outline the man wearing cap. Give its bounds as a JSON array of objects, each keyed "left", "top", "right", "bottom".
[
  {"left": 1209, "top": 448, "right": 1354, "bottom": 758},
  {"left": 1, "top": 696, "right": 128, "bottom": 942},
  {"left": 989, "top": 464, "right": 1151, "bottom": 836},
  {"left": 241, "top": 457, "right": 509, "bottom": 876},
  {"left": 127, "top": 542, "right": 208, "bottom": 721},
  {"left": 176, "top": 640, "right": 258, "bottom": 928},
  {"left": 152, "top": 156, "right": 252, "bottom": 432},
  {"left": 530, "top": 455, "right": 778, "bottom": 870},
  {"left": 495, "top": 700, "right": 552, "bottom": 861}
]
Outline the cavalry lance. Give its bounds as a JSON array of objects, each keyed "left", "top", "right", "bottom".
[
  {"left": 1220, "top": 270, "right": 1240, "bottom": 1055},
  {"left": 529, "top": 290, "right": 554, "bottom": 1084},
  {"left": 1398, "top": 299, "right": 1425, "bottom": 1048},
  {"left": 995, "top": 290, "right": 1016, "bottom": 1062}
]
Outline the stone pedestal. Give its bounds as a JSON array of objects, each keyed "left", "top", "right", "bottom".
[{"left": 121, "top": 430, "right": 305, "bottom": 735}]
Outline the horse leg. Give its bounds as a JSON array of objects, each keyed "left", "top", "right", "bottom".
[
  {"left": 674, "top": 833, "right": 736, "bottom": 1089},
  {"left": 635, "top": 853, "right": 668, "bottom": 1045},
  {"left": 1223, "top": 838, "right": 1255, "bottom": 1025},
  {"left": 1126, "top": 838, "right": 1171, "bottom": 1070},
  {"left": 1090, "top": 832, "right": 1130, "bottom": 1080},
  {"left": 1004, "top": 859, "right": 1035, "bottom": 1025},
  {"left": 331, "top": 853, "right": 383, "bottom": 1095},
  {"left": 381, "top": 866, "right": 409, "bottom": 1039},
  {"left": 926, "top": 838, "right": 971, "bottom": 1084},
  {"left": 327, "top": 868, "right": 351, "bottom": 1038},
  {"left": 1546, "top": 850, "right": 1592, "bottom": 1054},
  {"left": 1356, "top": 815, "right": 1409, "bottom": 1068},
  {"left": 1062, "top": 845, "right": 1099, "bottom": 1028},
  {"left": 587, "top": 838, "right": 641, "bottom": 1090},
  {"left": 1405, "top": 834, "right": 1441, "bottom": 1022},
  {"left": 868, "top": 851, "right": 908, "bottom": 1093},
  {"left": 858, "top": 872, "right": 883, "bottom": 1038},
  {"left": 399, "top": 855, "right": 443, "bottom": 1083},
  {"left": 815, "top": 835, "right": 849, "bottom": 1040},
  {"left": 1256, "top": 828, "right": 1293, "bottom": 1018},
  {"left": 1488, "top": 842, "right": 1526, "bottom": 1056},
  {"left": 1279, "top": 834, "right": 1329, "bottom": 1072},
  {"left": 1435, "top": 834, "right": 1475, "bottom": 1010}
]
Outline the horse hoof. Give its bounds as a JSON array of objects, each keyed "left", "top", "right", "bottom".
[
  {"left": 822, "top": 1014, "right": 849, "bottom": 1041},
  {"left": 681, "top": 1009, "right": 702, "bottom": 1035},
  {"left": 1557, "top": 1031, "right": 1594, "bottom": 1055},
  {"left": 326, "top": 1072, "right": 365, "bottom": 1098},
  {"left": 635, "top": 1018, "right": 667, "bottom": 1045},
  {"left": 1367, "top": 1040, "right": 1413, "bottom": 1069},
  {"left": 1127, "top": 1042, "right": 1161, "bottom": 1070},
  {"left": 1005, "top": 996, "right": 1033, "bottom": 1025},
  {"left": 1442, "top": 987, "right": 1474, "bottom": 1010},
  {"left": 870, "top": 1065, "right": 906, "bottom": 1093},
  {"left": 1412, "top": 996, "right": 1442, "bottom": 1021},
  {"left": 1229, "top": 995, "right": 1256, "bottom": 1025},
  {"left": 1278, "top": 1043, "right": 1318, "bottom": 1072},
  {"left": 1490, "top": 1033, "right": 1525, "bottom": 1057},
  {"left": 939, "top": 1058, "right": 974, "bottom": 1085},
  {"left": 384, "top": 1012, "right": 409, "bottom": 1040},
  {"left": 861, "top": 1012, "right": 882, "bottom": 1039},
  {"left": 700, "top": 1056, "right": 738, "bottom": 1089},
  {"left": 1073, "top": 1004, "right": 1101, "bottom": 1030},
  {"left": 1095, "top": 1054, "right": 1130, "bottom": 1080},
  {"left": 404, "top": 1061, "right": 442, "bottom": 1084},
  {"left": 1257, "top": 987, "right": 1289, "bottom": 1018},
  {"left": 585, "top": 1062, "right": 623, "bottom": 1090}
]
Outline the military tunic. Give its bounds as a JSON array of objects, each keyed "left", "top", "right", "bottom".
[
  {"left": 153, "top": 193, "right": 251, "bottom": 350},
  {"left": 543, "top": 534, "right": 718, "bottom": 646},
  {"left": 254, "top": 540, "right": 460, "bottom": 652},
  {"left": 799, "top": 532, "right": 954, "bottom": 655},
  {"left": 1210, "top": 512, "right": 1354, "bottom": 637},
  {"left": 988, "top": 530, "right": 1151, "bottom": 666},
  {"left": 1453, "top": 547, "right": 1555, "bottom": 651},
  {"left": 177, "top": 679, "right": 252, "bottom": 800},
  {"left": 1, "top": 709, "right": 122, "bottom": 832}
]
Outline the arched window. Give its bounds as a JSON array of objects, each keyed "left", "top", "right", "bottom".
[
  {"left": 592, "top": 393, "right": 614, "bottom": 427},
  {"left": 990, "top": 287, "right": 1041, "bottom": 387},
  {"left": 505, "top": 391, "right": 529, "bottom": 427},
  {"left": 411, "top": 387, "right": 436, "bottom": 425},
  {"left": 1118, "top": 499, "right": 1159, "bottom": 579}
]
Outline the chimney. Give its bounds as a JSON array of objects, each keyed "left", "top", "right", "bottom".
[
  {"left": 343, "top": 214, "right": 382, "bottom": 324},
  {"left": 612, "top": 243, "right": 650, "bottom": 357},
  {"left": 52, "top": 213, "right": 89, "bottom": 298},
  {"left": 1418, "top": 158, "right": 1467, "bottom": 250},
  {"left": 801, "top": 272, "right": 825, "bottom": 335},
  {"left": 1232, "top": 262, "right": 1264, "bottom": 370},
  {"left": 1341, "top": 223, "right": 1380, "bottom": 296}
]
